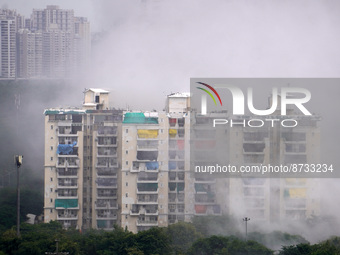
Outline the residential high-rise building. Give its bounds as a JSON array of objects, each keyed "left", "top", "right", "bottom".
[
  {"left": 0, "top": 6, "right": 91, "bottom": 79},
  {"left": 44, "top": 89, "right": 320, "bottom": 231},
  {"left": 17, "top": 29, "right": 42, "bottom": 78},
  {"left": 32, "top": 5, "right": 74, "bottom": 33},
  {"left": 0, "top": 9, "right": 16, "bottom": 78},
  {"left": 74, "top": 17, "right": 91, "bottom": 75},
  {"left": 44, "top": 89, "right": 122, "bottom": 230}
]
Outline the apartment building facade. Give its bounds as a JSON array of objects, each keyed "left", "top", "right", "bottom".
[
  {"left": 0, "top": 10, "right": 16, "bottom": 78},
  {"left": 44, "top": 89, "right": 321, "bottom": 231},
  {"left": 44, "top": 89, "right": 122, "bottom": 230}
]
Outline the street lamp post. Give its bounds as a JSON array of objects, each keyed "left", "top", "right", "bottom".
[
  {"left": 243, "top": 217, "right": 250, "bottom": 241},
  {"left": 15, "top": 155, "right": 23, "bottom": 237}
]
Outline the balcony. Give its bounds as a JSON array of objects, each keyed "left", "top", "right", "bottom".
[
  {"left": 195, "top": 205, "right": 221, "bottom": 215},
  {"left": 97, "top": 220, "right": 115, "bottom": 229},
  {"left": 96, "top": 159, "right": 119, "bottom": 168},
  {"left": 137, "top": 129, "right": 159, "bottom": 140},
  {"left": 195, "top": 194, "right": 216, "bottom": 204},
  {"left": 136, "top": 151, "right": 158, "bottom": 161},
  {"left": 137, "top": 140, "right": 158, "bottom": 151},
  {"left": 58, "top": 126, "right": 81, "bottom": 137},
  {"left": 95, "top": 199, "right": 118, "bottom": 209},
  {"left": 57, "top": 190, "right": 78, "bottom": 199},
  {"left": 57, "top": 168, "right": 78, "bottom": 178},
  {"left": 97, "top": 137, "right": 117, "bottom": 147},
  {"left": 137, "top": 194, "right": 158, "bottom": 204},
  {"left": 136, "top": 220, "right": 158, "bottom": 226},
  {"left": 137, "top": 172, "right": 158, "bottom": 183},
  {"left": 96, "top": 178, "right": 117, "bottom": 188},
  {"left": 97, "top": 148, "right": 117, "bottom": 158},
  {"left": 97, "top": 126, "right": 117, "bottom": 136},
  {"left": 59, "top": 220, "right": 77, "bottom": 229},
  {"left": 169, "top": 172, "right": 185, "bottom": 182},
  {"left": 131, "top": 162, "right": 159, "bottom": 172},
  {"left": 97, "top": 168, "right": 117, "bottom": 177},
  {"left": 56, "top": 159, "right": 79, "bottom": 168},
  {"left": 97, "top": 213, "right": 117, "bottom": 220},
  {"left": 243, "top": 132, "right": 268, "bottom": 142},
  {"left": 57, "top": 179, "right": 78, "bottom": 189},
  {"left": 169, "top": 183, "right": 185, "bottom": 193},
  {"left": 57, "top": 211, "right": 78, "bottom": 221},
  {"left": 97, "top": 190, "right": 117, "bottom": 199}
]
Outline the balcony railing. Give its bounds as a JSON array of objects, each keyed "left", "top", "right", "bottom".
[{"left": 136, "top": 220, "right": 158, "bottom": 226}]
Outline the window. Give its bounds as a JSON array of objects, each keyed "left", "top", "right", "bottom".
[
  {"left": 51, "top": 125, "right": 53, "bottom": 130},
  {"left": 50, "top": 146, "right": 53, "bottom": 151},
  {"left": 125, "top": 215, "right": 128, "bottom": 219},
  {"left": 126, "top": 193, "right": 128, "bottom": 197},
  {"left": 126, "top": 161, "right": 128, "bottom": 165},
  {"left": 126, "top": 150, "right": 128, "bottom": 155},
  {"left": 95, "top": 95, "right": 100, "bottom": 103},
  {"left": 51, "top": 157, "right": 53, "bottom": 161},
  {"left": 50, "top": 198, "right": 53, "bottom": 203},
  {"left": 126, "top": 182, "right": 128, "bottom": 186},
  {"left": 126, "top": 129, "right": 128, "bottom": 133},
  {"left": 50, "top": 209, "right": 53, "bottom": 213},
  {"left": 125, "top": 204, "right": 128, "bottom": 208},
  {"left": 50, "top": 188, "right": 53, "bottom": 192},
  {"left": 50, "top": 177, "right": 53, "bottom": 182}
]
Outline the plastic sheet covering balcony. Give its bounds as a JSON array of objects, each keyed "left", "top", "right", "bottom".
[
  {"left": 137, "top": 183, "right": 158, "bottom": 192},
  {"left": 146, "top": 162, "right": 159, "bottom": 170},
  {"left": 169, "top": 118, "right": 176, "bottom": 127},
  {"left": 97, "top": 220, "right": 107, "bottom": 228},
  {"left": 57, "top": 142, "right": 77, "bottom": 155},
  {"left": 285, "top": 178, "right": 306, "bottom": 185},
  {"left": 169, "top": 161, "right": 176, "bottom": 170},
  {"left": 242, "top": 178, "right": 266, "bottom": 185},
  {"left": 123, "top": 112, "right": 158, "bottom": 124},
  {"left": 137, "top": 129, "right": 159, "bottom": 139},
  {"left": 177, "top": 140, "right": 185, "bottom": 150},
  {"left": 169, "top": 183, "right": 184, "bottom": 192},
  {"left": 96, "top": 178, "right": 117, "bottom": 186},
  {"left": 195, "top": 183, "right": 208, "bottom": 192},
  {"left": 55, "top": 199, "right": 78, "bottom": 208},
  {"left": 137, "top": 151, "right": 158, "bottom": 161},
  {"left": 284, "top": 188, "right": 306, "bottom": 198},
  {"left": 195, "top": 205, "right": 207, "bottom": 213},
  {"left": 169, "top": 129, "right": 177, "bottom": 138}
]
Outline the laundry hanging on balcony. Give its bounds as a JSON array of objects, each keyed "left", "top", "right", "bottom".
[{"left": 57, "top": 141, "right": 77, "bottom": 155}]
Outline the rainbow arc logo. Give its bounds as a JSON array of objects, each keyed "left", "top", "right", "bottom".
[{"left": 196, "top": 82, "right": 223, "bottom": 106}]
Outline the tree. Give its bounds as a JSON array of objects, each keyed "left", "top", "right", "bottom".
[
  {"left": 191, "top": 215, "right": 239, "bottom": 237},
  {"left": 188, "top": 235, "right": 273, "bottom": 255},
  {"left": 166, "top": 221, "right": 202, "bottom": 254}
]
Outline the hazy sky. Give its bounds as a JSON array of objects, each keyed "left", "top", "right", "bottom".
[{"left": 2, "top": 0, "right": 340, "bottom": 110}]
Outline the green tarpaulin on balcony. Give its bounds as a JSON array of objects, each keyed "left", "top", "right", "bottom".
[
  {"left": 55, "top": 199, "right": 78, "bottom": 208},
  {"left": 123, "top": 112, "right": 158, "bottom": 124}
]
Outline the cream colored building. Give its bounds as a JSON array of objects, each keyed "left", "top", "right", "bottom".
[
  {"left": 44, "top": 89, "right": 122, "bottom": 230},
  {"left": 44, "top": 89, "right": 320, "bottom": 231}
]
